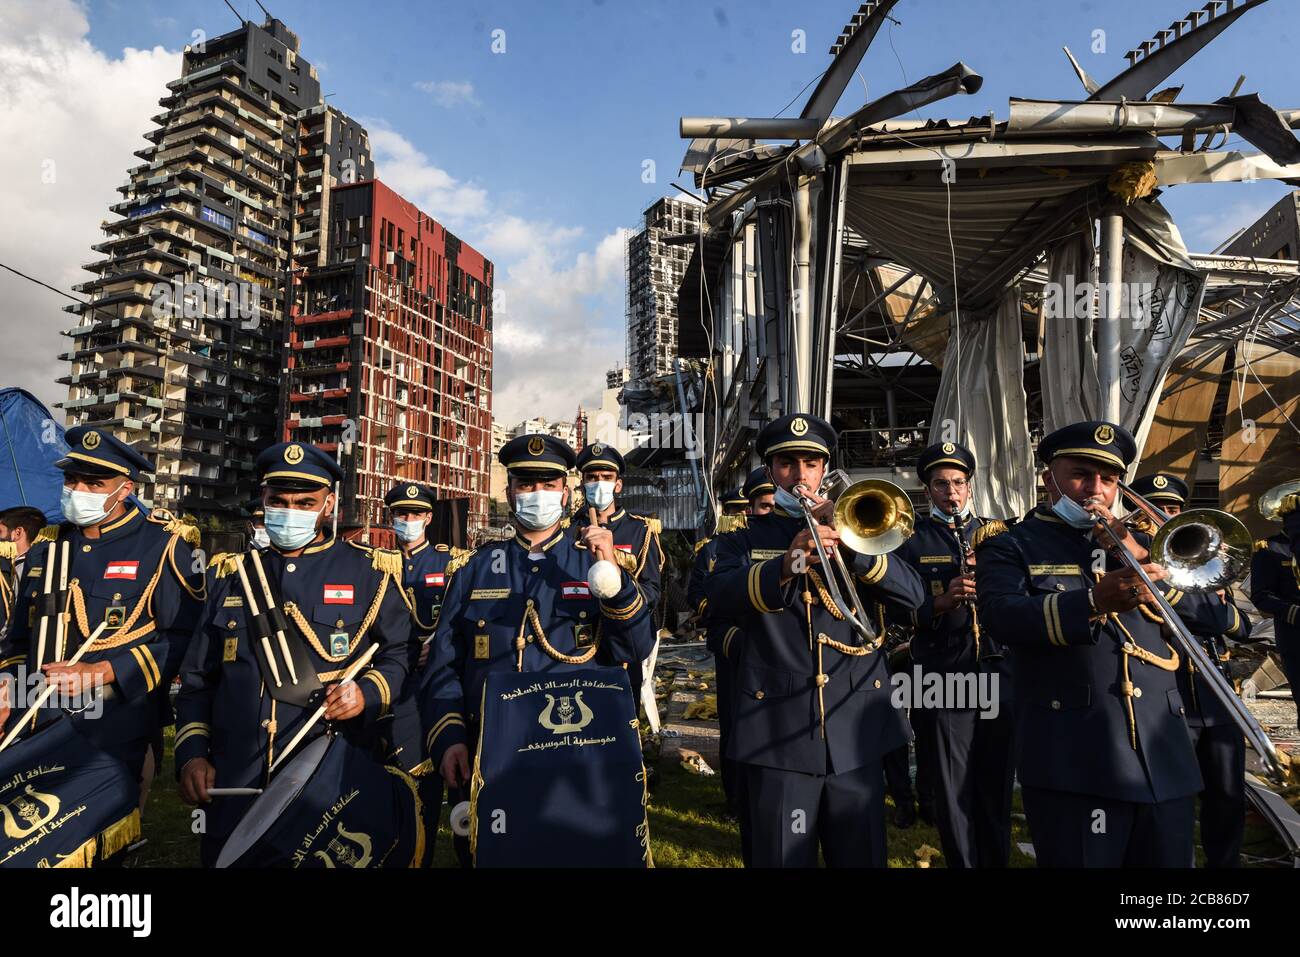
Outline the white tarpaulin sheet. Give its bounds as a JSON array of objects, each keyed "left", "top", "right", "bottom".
[
  {"left": 1039, "top": 200, "right": 1206, "bottom": 474},
  {"left": 929, "top": 287, "right": 1036, "bottom": 520}
]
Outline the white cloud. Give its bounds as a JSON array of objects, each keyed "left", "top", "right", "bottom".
[
  {"left": 365, "top": 121, "right": 491, "bottom": 225},
  {"left": 413, "top": 79, "right": 480, "bottom": 109},
  {"left": 0, "top": 0, "right": 179, "bottom": 413}
]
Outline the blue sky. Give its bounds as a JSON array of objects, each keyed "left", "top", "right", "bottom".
[{"left": 12, "top": 0, "right": 1297, "bottom": 422}]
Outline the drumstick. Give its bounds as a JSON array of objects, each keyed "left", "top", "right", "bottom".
[
  {"left": 267, "top": 641, "right": 379, "bottom": 774},
  {"left": 234, "top": 555, "right": 282, "bottom": 689},
  {"left": 206, "top": 787, "right": 264, "bottom": 797},
  {"left": 34, "top": 540, "right": 57, "bottom": 671},
  {"left": 53, "top": 541, "right": 70, "bottom": 662},
  {"left": 0, "top": 621, "right": 109, "bottom": 754},
  {"left": 248, "top": 549, "right": 298, "bottom": 685}
]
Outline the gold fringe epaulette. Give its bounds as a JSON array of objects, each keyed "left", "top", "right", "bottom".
[
  {"left": 1255, "top": 539, "right": 1271, "bottom": 553},
  {"left": 0, "top": 541, "right": 15, "bottom": 562},
  {"left": 633, "top": 515, "right": 662, "bottom": 536},
  {"left": 369, "top": 547, "right": 403, "bottom": 577},
  {"left": 450, "top": 545, "right": 470, "bottom": 558},
  {"left": 715, "top": 513, "right": 747, "bottom": 534},
  {"left": 148, "top": 507, "right": 201, "bottom": 547},
  {"left": 447, "top": 547, "right": 476, "bottom": 576},
  {"left": 694, "top": 537, "right": 711, "bottom": 555},
  {"left": 971, "top": 520, "right": 1009, "bottom": 550},
  {"left": 35, "top": 525, "right": 60, "bottom": 544},
  {"left": 208, "top": 552, "right": 240, "bottom": 579}
]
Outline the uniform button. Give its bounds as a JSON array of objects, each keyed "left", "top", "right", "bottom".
[
  {"left": 407, "top": 565, "right": 413, "bottom": 572},
  {"left": 874, "top": 679, "right": 882, "bottom": 689},
  {"left": 82, "top": 545, "right": 92, "bottom": 553},
  {"left": 579, "top": 611, "right": 587, "bottom": 619},
  {"left": 1133, "top": 687, "right": 1142, "bottom": 698},
  {"left": 335, "top": 619, "right": 344, "bottom": 628},
  {"left": 477, "top": 619, "right": 486, "bottom": 627},
  {"left": 1051, "top": 700, "right": 1061, "bottom": 710},
  {"left": 113, "top": 593, "right": 122, "bottom": 601},
  {"left": 531, "top": 566, "right": 539, "bottom": 573},
  {"left": 1179, "top": 706, "right": 1186, "bottom": 715},
  {"left": 260, "top": 719, "right": 271, "bottom": 729},
  {"left": 227, "top": 620, "right": 238, "bottom": 629},
  {"left": 286, "top": 563, "right": 296, "bottom": 573},
  {"left": 755, "top": 690, "right": 765, "bottom": 700},
  {"left": 1055, "top": 583, "right": 1066, "bottom": 591},
  {"left": 526, "top": 636, "right": 534, "bottom": 643}
]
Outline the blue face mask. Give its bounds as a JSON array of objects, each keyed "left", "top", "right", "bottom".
[
  {"left": 1048, "top": 474, "right": 1098, "bottom": 530},
  {"left": 583, "top": 481, "right": 616, "bottom": 511},
  {"left": 393, "top": 517, "right": 427, "bottom": 544},
  {"left": 774, "top": 485, "right": 804, "bottom": 518},
  {"left": 933, "top": 499, "right": 973, "bottom": 523},
  {"left": 513, "top": 490, "right": 565, "bottom": 530},
  {"left": 263, "top": 506, "right": 323, "bottom": 550}
]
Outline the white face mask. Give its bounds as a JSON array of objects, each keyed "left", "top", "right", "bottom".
[
  {"left": 263, "top": 505, "right": 325, "bottom": 550},
  {"left": 932, "top": 498, "right": 973, "bottom": 523},
  {"left": 393, "top": 516, "right": 428, "bottom": 544},
  {"left": 513, "top": 490, "right": 566, "bottom": 530},
  {"left": 1048, "top": 473, "right": 1098, "bottom": 530},
  {"left": 773, "top": 485, "right": 804, "bottom": 518},
  {"left": 61, "top": 482, "right": 126, "bottom": 528},
  {"left": 583, "top": 481, "right": 616, "bottom": 512},
  {"left": 250, "top": 527, "right": 271, "bottom": 549}
]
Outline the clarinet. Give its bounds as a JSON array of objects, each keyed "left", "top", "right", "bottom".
[{"left": 950, "top": 510, "right": 998, "bottom": 662}]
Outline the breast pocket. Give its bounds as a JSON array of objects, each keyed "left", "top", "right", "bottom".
[
  {"left": 736, "top": 661, "right": 798, "bottom": 701},
  {"left": 310, "top": 601, "right": 367, "bottom": 661},
  {"left": 210, "top": 605, "right": 250, "bottom": 667},
  {"left": 88, "top": 568, "right": 150, "bottom": 631},
  {"left": 1028, "top": 681, "right": 1091, "bottom": 713}
]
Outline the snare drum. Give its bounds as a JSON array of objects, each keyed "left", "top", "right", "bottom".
[
  {"left": 0, "top": 716, "right": 141, "bottom": 868},
  {"left": 217, "top": 734, "right": 424, "bottom": 868}
]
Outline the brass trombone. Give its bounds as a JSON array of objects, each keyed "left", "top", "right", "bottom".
[
  {"left": 790, "top": 469, "right": 914, "bottom": 643},
  {"left": 1259, "top": 479, "right": 1300, "bottom": 523},
  {"left": 1096, "top": 482, "right": 1287, "bottom": 781}
]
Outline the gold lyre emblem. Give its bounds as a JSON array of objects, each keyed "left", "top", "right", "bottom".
[
  {"left": 284, "top": 444, "right": 305, "bottom": 465},
  {"left": 538, "top": 692, "right": 595, "bottom": 734},
  {"left": 1, "top": 785, "right": 61, "bottom": 839},
  {"left": 942, "top": 442, "right": 956, "bottom": 454},
  {"left": 1094, "top": 425, "right": 1115, "bottom": 445},
  {"left": 82, "top": 431, "right": 101, "bottom": 450},
  {"left": 592, "top": 443, "right": 604, "bottom": 455},
  {"left": 790, "top": 417, "right": 809, "bottom": 436},
  {"left": 1153, "top": 475, "right": 1168, "bottom": 489},
  {"left": 406, "top": 485, "right": 419, "bottom": 498},
  {"left": 313, "top": 822, "right": 373, "bottom": 868},
  {"left": 528, "top": 437, "right": 545, "bottom": 456}
]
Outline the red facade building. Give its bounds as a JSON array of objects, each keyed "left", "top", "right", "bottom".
[{"left": 281, "top": 179, "right": 493, "bottom": 541}]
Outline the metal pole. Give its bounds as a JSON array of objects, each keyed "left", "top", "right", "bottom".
[
  {"left": 1097, "top": 209, "right": 1125, "bottom": 423},
  {"left": 792, "top": 175, "right": 814, "bottom": 413}
]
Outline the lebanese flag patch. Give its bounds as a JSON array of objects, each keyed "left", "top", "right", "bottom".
[
  {"left": 323, "top": 584, "right": 354, "bottom": 604},
  {"left": 424, "top": 573, "right": 445, "bottom": 587},
  {"left": 561, "top": 582, "right": 591, "bottom": 599},
  {"left": 614, "top": 544, "right": 633, "bottom": 552},
  {"left": 104, "top": 561, "right": 139, "bottom": 580}
]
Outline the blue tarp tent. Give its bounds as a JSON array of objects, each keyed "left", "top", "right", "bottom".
[{"left": 0, "top": 388, "right": 68, "bottom": 522}]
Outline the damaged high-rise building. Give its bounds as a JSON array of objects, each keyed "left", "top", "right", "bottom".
[
  {"left": 625, "top": 196, "right": 704, "bottom": 385},
  {"left": 58, "top": 15, "right": 371, "bottom": 517}
]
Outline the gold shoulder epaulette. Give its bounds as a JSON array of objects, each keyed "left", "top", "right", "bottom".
[
  {"left": 694, "top": 537, "right": 711, "bottom": 555},
  {"left": 643, "top": 516, "right": 662, "bottom": 536},
  {"left": 35, "top": 525, "right": 60, "bottom": 544},
  {"left": 450, "top": 545, "right": 470, "bottom": 558},
  {"left": 208, "top": 552, "right": 240, "bottom": 579},
  {"left": 149, "top": 507, "right": 200, "bottom": 547},
  {"left": 1255, "top": 539, "right": 1271, "bottom": 553},
  {"left": 972, "top": 520, "right": 1009, "bottom": 550},
  {"left": 0, "top": 541, "right": 15, "bottom": 562},
  {"left": 447, "top": 547, "right": 476, "bottom": 576},
  {"left": 369, "top": 546, "right": 403, "bottom": 577},
  {"left": 560, "top": 516, "right": 571, "bottom": 529}
]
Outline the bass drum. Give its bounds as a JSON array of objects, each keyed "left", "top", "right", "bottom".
[
  {"left": 0, "top": 716, "right": 140, "bottom": 868},
  {"left": 217, "top": 734, "right": 424, "bottom": 868}
]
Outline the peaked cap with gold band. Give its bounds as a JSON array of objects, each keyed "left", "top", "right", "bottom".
[
  {"left": 743, "top": 467, "right": 775, "bottom": 501},
  {"left": 1036, "top": 420, "right": 1137, "bottom": 472},
  {"left": 755, "top": 413, "right": 836, "bottom": 460},
  {"left": 1128, "top": 472, "right": 1189, "bottom": 506},
  {"left": 256, "top": 441, "right": 344, "bottom": 490},
  {"left": 57, "top": 425, "right": 153, "bottom": 480},
  {"left": 576, "top": 442, "right": 625, "bottom": 475},
  {"left": 916, "top": 440, "right": 976, "bottom": 480},
  {"left": 721, "top": 487, "right": 748, "bottom": 510},
  {"left": 384, "top": 482, "right": 436, "bottom": 512},
  {"left": 498, "top": 433, "right": 575, "bottom": 477}
]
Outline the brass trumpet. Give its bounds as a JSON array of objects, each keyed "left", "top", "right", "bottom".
[{"left": 790, "top": 470, "right": 914, "bottom": 642}]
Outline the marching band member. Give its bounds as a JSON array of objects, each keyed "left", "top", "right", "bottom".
[
  {"left": 1252, "top": 490, "right": 1300, "bottom": 728},
  {"left": 175, "top": 442, "right": 413, "bottom": 866},
  {"left": 976, "top": 423, "right": 1236, "bottom": 867},
  {"left": 0, "top": 426, "right": 205, "bottom": 785},
  {"left": 571, "top": 442, "right": 664, "bottom": 612},
  {"left": 705, "top": 414, "right": 925, "bottom": 867},
  {"left": 884, "top": 441, "right": 1015, "bottom": 867},
  {"left": 1129, "top": 472, "right": 1253, "bottom": 868},
  {"left": 421, "top": 434, "right": 657, "bottom": 833}
]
